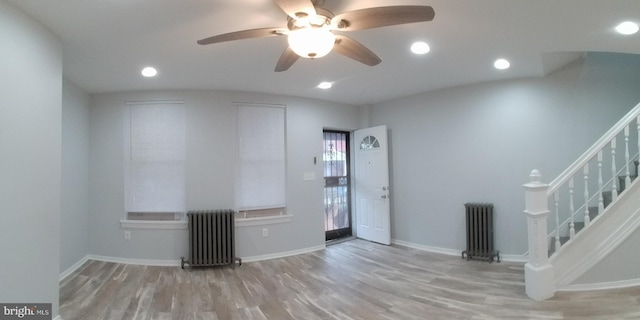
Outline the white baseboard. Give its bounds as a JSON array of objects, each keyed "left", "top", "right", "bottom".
[
  {"left": 88, "top": 255, "right": 182, "bottom": 267},
  {"left": 59, "top": 254, "right": 181, "bottom": 281},
  {"left": 89, "top": 246, "right": 327, "bottom": 266},
  {"left": 391, "top": 239, "right": 527, "bottom": 263},
  {"left": 241, "top": 245, "right": 326, "bottom": 263},
  {"left": 499, "top": 254, "right": 528, "bottom": 263},
  {"left": 64, "top": 240, "right": 525, "bottom": 277},
  {"left": 559, "top": 278, "right": 640, "bottom": 292},
  {"left": 59, "top": 255, "right": 90, "bottom": 281},
  {"left": 59, "top": 245, "right": 327, "bottom": 275},
  {"left": 392, "top": 239, "right": 460, "bottom": 256}
]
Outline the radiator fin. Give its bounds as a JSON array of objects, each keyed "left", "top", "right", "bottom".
[
  {"left": 462, "top": 203, "right": 500, "bottom": 263},
  {"left": 181, "top": 210, "right": 242, "bottom": 269}
]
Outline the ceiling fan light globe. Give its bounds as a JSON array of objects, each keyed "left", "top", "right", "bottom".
[
  {"left": 615, "top": 21, "right": 639, "bottom": 35},
  {"left": 410, "top": 41, "right": 430, "bottom": 54},
  {"left": 288, "top": 28, "right": 335, "bottom": 59}
]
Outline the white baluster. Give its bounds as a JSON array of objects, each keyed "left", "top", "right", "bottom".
[
  {"left": 611, "top": 138, "right": 618, "bottom": 202},
  {"left": 625, "top": 125, "right": 631, "bottom": 188},
  {"left": 569, "top": 177, "right": 575, "bottom": 238},
  {"left": 584, "top": 164, "right": 591, "bottom": 227},
  {"left": 637, "top": 116, "right": 640, "bottom": 177},
  {"left": 554, "top": 191, "right": 561, "bottom": 251},
  {"left": 598, "top": 150, "right": 604, "bottom": 214}
]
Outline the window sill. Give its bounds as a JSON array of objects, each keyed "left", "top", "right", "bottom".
[
  {"left": 120, "top": 220, "right": 187, "bottom": 230},
  {"left": 235, "top": 214, "right": 293, "bottom": 227},
  {"left": 119, "top": 215, "right": 293, "bottom": 229}
]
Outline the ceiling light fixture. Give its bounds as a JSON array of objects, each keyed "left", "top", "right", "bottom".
[
  {"left": 288, "top": 27, "right": 336, "bottom": 58},
  {"left": 410, "top": 41, "right": 430, "bottom": 54},
  {"left": 318, "top": 81, "right": 333, "bottom": 89},
  {"left": 615, "top": 21, "right": 639, "bottom": 35},
  {"left": 494, "top": 58, "right": 510, "bottom": 70},
  {"left": 141, "top": 66, "right": 158, "bottom": 77}
]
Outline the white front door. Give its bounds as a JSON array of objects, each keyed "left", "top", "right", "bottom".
[{"left": 354, "top": 125, "right": 391, "bottom": 245}]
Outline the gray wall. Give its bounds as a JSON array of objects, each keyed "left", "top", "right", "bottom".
[
  {"left": 369, "top": 53, "right": 640, "bottom": 255},
  {"left": 5, "top": 0, "right": 640, "bottom": 306},
  {"left": 0, "top": 0, "right": 62, "bottom": 317},
  {"left": 574, "top": 227, "right": 640, "bottom": 285},
  {"left": 85, "top": 53, "right": 640, "bottom": 265},
  {"left": 89, "top": 90, "right": 361, "bottom": 260},
  {"left": 61, "top": 78, "right": 91, "bottom": 272}
]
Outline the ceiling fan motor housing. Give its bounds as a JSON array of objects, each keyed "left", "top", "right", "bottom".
[
  {"left": 287, "top": 7, "right": 336, "bottom": 58},
  {"left": 287, "top": 7, "right": 334, "bottom": 30}
]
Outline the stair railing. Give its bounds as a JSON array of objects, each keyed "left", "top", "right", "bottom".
[
  {"left": 523, "top": 102, "right": 640, "bottom": 301},
  {"left": 546, "top": 152, "right": 636, "bottom": 252},
  {"left": 535, "top": 102, "right": 640, "bottom": 256}
]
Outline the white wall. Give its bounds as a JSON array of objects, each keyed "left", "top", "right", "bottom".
[
  {"left": 61, "top": 78, "right": 91, "bottom": 272},
  {"left": 369, "top": 52, "right": 640, "bottom": 256},
  {"left": 0, "top": 0, "right": 62, "bottom": 317},
  {"left": 89, "top": 90, "right": 361, "bottom": 260}
]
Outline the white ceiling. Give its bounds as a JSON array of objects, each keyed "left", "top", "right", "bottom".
[{"left": 7, "top": 0, "right": 640, "bottom": 106}]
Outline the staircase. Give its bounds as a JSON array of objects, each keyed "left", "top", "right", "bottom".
[
  {"left": 548, "top": 161, "right": 639, "bottom": 255},
  {"left": 523, "top": 101, "right": 640, "bottom": 300}
]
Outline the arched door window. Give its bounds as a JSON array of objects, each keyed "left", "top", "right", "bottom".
[{"left": 360, "top": 135, "right": 380, "bottom": 150}]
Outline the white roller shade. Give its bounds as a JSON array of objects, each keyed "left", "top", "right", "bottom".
[
  {"left": 125, "top": 102, "right": 185, "bottom": 213},
  {"left": 236, "top": 104, "right": 286, "bottom": 210}
]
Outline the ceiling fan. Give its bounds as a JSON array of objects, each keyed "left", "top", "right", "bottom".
[{"left": 197, "top": 0, "right": 435, "bottom": 72}]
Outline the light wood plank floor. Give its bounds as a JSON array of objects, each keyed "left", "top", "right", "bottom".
[{"left": 60, "top": 239, "right": 640, "bottom": 320}]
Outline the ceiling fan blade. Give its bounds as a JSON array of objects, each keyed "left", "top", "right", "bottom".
[
  {"left": 197, "top": 28, "right": 286, "bottom": 45},
  {"left": 275, "top": 46, "right": 300, "bottom": 72},
  {"left": 331, "top": 6, "right": 435, "bottom": 31},
  {"left": 274, "top": 0, "right": 316, "bottom": 19},
  {"left": 333, "top": 35, "right": 381, "bottom": 66}
]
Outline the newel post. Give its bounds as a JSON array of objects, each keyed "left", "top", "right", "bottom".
[{"left": 523, "top": 169, "right": 556, "bottom": 301}]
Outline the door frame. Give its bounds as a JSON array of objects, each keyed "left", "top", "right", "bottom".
[{"left": 323, "top": 129, "right": 353, "bottom": 241}]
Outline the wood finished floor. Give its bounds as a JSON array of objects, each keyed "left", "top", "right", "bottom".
[{"left": 60, "top": 239, "right": 640, "bottom": 320}]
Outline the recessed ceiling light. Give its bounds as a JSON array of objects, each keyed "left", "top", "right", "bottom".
[
  {"left": 494, "top": 58, "right": 510, "bottom": 70},
  {"left": 410, "top": 41, "right": 430, "bottom": 55},
  {"left": 141, "top": 66, "right": 157, "bottom": 77},
  {"left": 615, "top": 21, "right": 639, "bottom": 35},
  {"left": 318, "top": 81, "right": 332, "bottom": 89}
]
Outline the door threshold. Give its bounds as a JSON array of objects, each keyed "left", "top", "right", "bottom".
[{"left": 326, "top": 236, "right": 356, "bottom": 246}]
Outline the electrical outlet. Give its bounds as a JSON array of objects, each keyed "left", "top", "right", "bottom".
[
  {"left": 262, "top": 228, "right": 268, "bottom": 237},
  {"left": 124, "top": 231, "right": 131, "bottom": 240}
]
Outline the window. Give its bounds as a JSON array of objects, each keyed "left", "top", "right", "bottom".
[
  {"left": 124, "top": 101, "right": 186, "bottom": 220},
  {"left": 235, "top": 104, "right": 286, "bottom": 219}
]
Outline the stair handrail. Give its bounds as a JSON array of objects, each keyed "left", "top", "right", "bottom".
[{"left": 547, "top": 102, "right": 640, "bottom": 196}]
